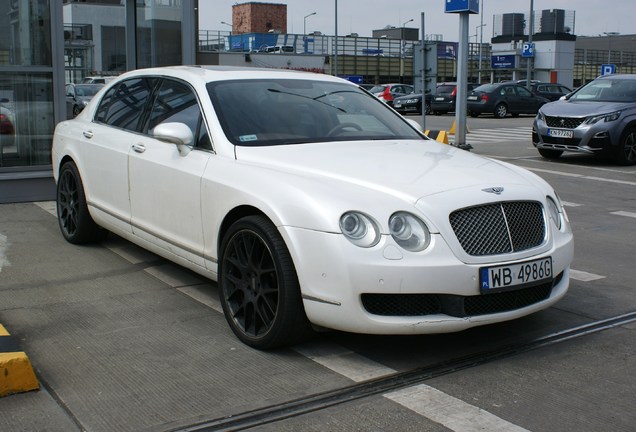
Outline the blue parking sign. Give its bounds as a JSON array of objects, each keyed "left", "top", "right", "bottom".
[
  {"left": 522, "top": 42, "right": 535, "bottom": 58},
  {"left": 601, "top": 64, "right": 616, "bottom": 76}
]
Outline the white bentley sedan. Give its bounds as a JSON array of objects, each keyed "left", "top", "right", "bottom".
[{"left": 52, "top": 66, "right": 574, "bottom": 349}]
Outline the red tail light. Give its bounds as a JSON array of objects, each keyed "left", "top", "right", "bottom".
[
  {"left": 481, "top": 94, "right": 489, "bottom": 102},
  {"left": 382, "top": 87, "right": 393, "bottom": 101},
  {"left": 451, "top": 87, "right": 457, "bottom": 98}
]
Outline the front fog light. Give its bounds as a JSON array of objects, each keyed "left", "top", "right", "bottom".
[{"left": 389, "top": 212, "right": 430, "bottom": 252}]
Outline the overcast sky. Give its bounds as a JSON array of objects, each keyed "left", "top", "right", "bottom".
[{"left": 199, "top": 0, "right": 634, "bottom": 40}]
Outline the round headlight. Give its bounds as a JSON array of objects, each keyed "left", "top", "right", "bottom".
[
  {"left": 546, "top": 196, "right": 562, "bottom": 230},
  {"left": 340, "top": 212, "right": 380, "bottom": 248},
  {"left": 389, "top": 212, "right": 430, "bottom": 252}
]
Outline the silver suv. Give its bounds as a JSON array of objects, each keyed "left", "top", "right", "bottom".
[{"left": 533, "top": 74, "right": 636, "bottom": 165}]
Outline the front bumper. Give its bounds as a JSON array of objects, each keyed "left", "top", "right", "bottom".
[
  {"left": 533, "top": 118, "right": 619, "bottom": 155},
  {"left": 281, "top": 225, "right": 573, "bottom": 335}
]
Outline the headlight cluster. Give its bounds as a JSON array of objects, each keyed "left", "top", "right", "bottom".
[
  {"left": 546, "top": 193, "right": 568, "bottom": 230},
  {"left": 585, "top": 110, "right": 621, "bottom": 124},
  {"left": 340, "top": 211, "right": 430, "bottom": 252},
  {"left": 536, "top": 111, "right": 545, "bottom": 122}
]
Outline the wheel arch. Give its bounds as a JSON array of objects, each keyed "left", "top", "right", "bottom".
[{"left": 217, "top": 205, "right": 268, "bottom": 255}]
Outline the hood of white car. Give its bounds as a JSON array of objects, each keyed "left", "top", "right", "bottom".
[{"left": 234, "top": 140, "right": 533, "bottom": 203}]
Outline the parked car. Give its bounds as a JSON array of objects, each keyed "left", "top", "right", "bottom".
[
  {"left": 0, "top": 102, "right": 15, "bottom": 135},
  {"left": 467, "top": 83, "right": 549, "bottom": 118},
  {"left": 66, "top": 83, "right": 104, "bottom": 117},
  {"left": 529, "top": 83, "right": 572, "bottom": 102},
  {"left": 258, "top": 45, "right": 295, "bottom": 54},
  {"left": 431, "top": 82, "right": 479, "bottom": 115},
  {"left": 533, "top": 74, "right": 636, "bottom": 165},
  {"left": 52, "top": 66, "right": 573, "bottom": 349},
  {"left": 370, "top": 83, "right": 414, "bottom": 106},
  {"left": 392, "top": 92, "right": 433, "bottom": 115},
  {"left": 82, "top": 76, "right": 117, "bottom": 85}
]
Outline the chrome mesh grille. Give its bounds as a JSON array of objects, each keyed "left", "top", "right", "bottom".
[
  {"left": 449, "top": 201, "right": 545, "bottom": 256},
  {"left": 545, "top": 116, "right": 585, "bottom": 129}
]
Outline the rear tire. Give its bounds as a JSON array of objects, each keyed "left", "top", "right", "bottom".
[
  {"left": 469, "top": 111, "right": 479, "bottom": 118},
  {"left": 614, "top": 127, "right": 636, "bottom": 166},
  {"left": 56, "top": 161, "right": 107, "bottom": 244},
  {"left": 424, "top": 101, "right": 431, "bottom": 115},
  {"left": 538, "top": 148, "right": 563, "bottom": 159},
  {"left": 494, "top": 103, "right": 508, "bottom": 118},
  {"left": 219, "top": 215, "right": 312, "bottom": 349}
]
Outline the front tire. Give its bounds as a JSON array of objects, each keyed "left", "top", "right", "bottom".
[
  {"left": 614, "top": 127, "right": 636, "bottom": 165},
  {"left": 56, "top": 161, "right": 107, "bottom": 244},
  {"left": 219, "top": 215, "right": 312, "bottom": 349}
]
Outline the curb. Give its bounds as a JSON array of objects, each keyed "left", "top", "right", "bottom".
[
  {"left": 0, "top": 324, "right": 39, "bottom": 397},
  {"left": 424, "top": 129, "right": 449, "bottom": 144}
]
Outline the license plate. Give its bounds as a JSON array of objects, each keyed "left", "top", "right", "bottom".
[
  {"left": 467, "top": 95, "right": 478, "bottom": 101},
  {"left": 480, "top": 257, "right": 552, "bottom": 293},
  {"left": 548, "top": 129, "right": 573, "bottom": 138},
  {"left": 435, "top": 97, "right": 444, "bottom": 101}
]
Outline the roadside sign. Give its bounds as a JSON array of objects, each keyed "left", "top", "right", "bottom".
[
  {"left": 491, "top": 54, "right": 516, "bottom": 69},
  {"left": 444, "top": 0, "right": 479, "bottom": 14},
  {"left": 601, "top": 64, "right": 616, "bottom": 76},
  {"left": 522, "top": 42, "right": 535, "bottom": 58}
]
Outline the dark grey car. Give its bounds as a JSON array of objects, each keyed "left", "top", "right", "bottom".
[
  {"left": 467, "top": 83, "right": 549, "bottom": 118},
  {"left": 532, "top": 74, "right": 636, "bottom": 165}
]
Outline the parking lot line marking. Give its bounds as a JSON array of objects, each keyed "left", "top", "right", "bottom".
[
  {"left": 177, "top": 285, "right": 222, "bottom": 313},
  {"left": 385, "top": 384, "right": 531, "bottom": 432},
  {"left": 144, "top": 265, "right": 206, "bottom": 288},
  {"left": 33, "top": 201, "right": 57, "bottom": 217},
  {"left": 526, "top": 167, "right": 636, "bottom": 186},
  {"left": 293, "top": 340, "right": 396, "bottom": 382},
  {"left": 561, "top": 201, "right": 582, "bottom": 207},
  {"left": 611, "top": 211, "right": 636, "bottom": 219},
  {"left": 0, "top": 233, "right": 8, "bottom": 274},
  {"left": 570, "top": 269, "right": 606, "bottom": 282}
]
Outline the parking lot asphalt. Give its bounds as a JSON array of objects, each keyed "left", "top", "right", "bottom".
[{"left": 1, "top": 117, "right": 636, "bottom": 431}]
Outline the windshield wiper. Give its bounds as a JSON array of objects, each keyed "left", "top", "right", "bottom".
[{"left": 267, "top": 88, "right": 347, "bottom": 112}]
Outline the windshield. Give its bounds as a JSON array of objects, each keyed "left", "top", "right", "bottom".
[
  {"left": 208, "top": 79, "right": 424, "bottom": 146},
  {"left": 570, "top": 78, "right": 636, "bottom": 102}
]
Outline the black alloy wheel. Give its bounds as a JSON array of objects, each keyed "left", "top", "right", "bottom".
[
  {"left": 424, "top": 100, "right": 431, "bottom": 115},
  {"left": 219, "top": 215, "right": 311, "bottom": 349},
  {"left": 57, "top": 161, "right": 106, "bottom": 244}
]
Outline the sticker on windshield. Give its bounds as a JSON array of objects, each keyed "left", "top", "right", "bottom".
[{"left": 239, "top": 134, "right": 258, "bottom": 142}]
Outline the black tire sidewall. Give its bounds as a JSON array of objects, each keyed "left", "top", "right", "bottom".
[{"left": 218, "top": 215, "right": 310, "bottom": 349}]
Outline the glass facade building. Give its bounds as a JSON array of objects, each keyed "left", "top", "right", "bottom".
[{"left": 0, "top": 0, "right": 196, "bottom": 203}]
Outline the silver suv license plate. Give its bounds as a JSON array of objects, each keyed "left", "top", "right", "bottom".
[{"left": 480, "top": 257, "right": 552, "bottom": 293}]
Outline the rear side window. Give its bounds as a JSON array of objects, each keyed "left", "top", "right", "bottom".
[{"left": 95, "top": 78, "right": 156, "bottom": 132}]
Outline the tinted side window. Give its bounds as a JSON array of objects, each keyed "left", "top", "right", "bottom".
[
  {"left": 148, "top": 79, "right": 205, "bottom": 148},
  {"left": 97, "top": 78, "right": 156, "bottom": 131},
  {"left": 517, "top": 87, "right": 532, "bottom": 97}
]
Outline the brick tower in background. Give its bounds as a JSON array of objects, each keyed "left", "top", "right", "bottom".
[{"left": 232, "top": 2, "right": 287, "bottom": 34}]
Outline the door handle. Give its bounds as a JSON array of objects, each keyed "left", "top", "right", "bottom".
[
  {"left": 132, "top": 143, "right": 146, "bottom": 153},
  {"left": 82, "top": 130, "right": 93, "bottom": 139}
]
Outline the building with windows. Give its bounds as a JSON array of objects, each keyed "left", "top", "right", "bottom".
[{"left": 0, "top": 0, "right": 196, "bottom": 203}]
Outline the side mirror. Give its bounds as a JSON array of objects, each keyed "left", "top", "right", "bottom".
[{"left": 152, "top": 122, "right": 194, "bottom": 156}]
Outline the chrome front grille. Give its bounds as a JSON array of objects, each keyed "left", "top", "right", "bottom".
[
  {"left": 449, "top": 201, "right": 545, "bottom": 256},
  {"left": 545, "top": 116, "right": 585, "bottom": 129}
]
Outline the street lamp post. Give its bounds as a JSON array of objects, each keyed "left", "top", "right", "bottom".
[
  {"left": 304, "top": 12, "right": 316, "bottom": 35},
  {"left": 603, "top": 31, "right": 620, "bottom": 63},
  {"left": 475, "top": 23, "right": 486, "bottom": 82},
  {"left": 220, "top": 21, "right": 232, "bottom": 34}
]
